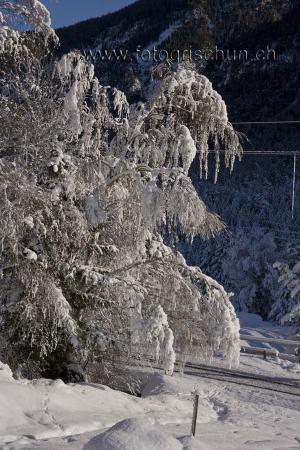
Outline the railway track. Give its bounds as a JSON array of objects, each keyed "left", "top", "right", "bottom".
[{"left": 183, "top": 362, "right": 300, "bottom": 397}]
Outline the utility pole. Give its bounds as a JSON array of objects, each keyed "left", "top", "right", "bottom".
[{"left": 292, "top": 152, "right": 297, "bottom": 220}]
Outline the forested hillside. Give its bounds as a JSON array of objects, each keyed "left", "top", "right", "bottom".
[
  {"left": 57, "top": 0, "right": 300, "bottom": 146},
  {"left": 57, "top": 0, "right": 188, "bottom": 54}
]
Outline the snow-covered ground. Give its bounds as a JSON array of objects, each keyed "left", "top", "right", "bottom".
[
  {"left": 1, "top": 314, "right": 300, "bottom": 450},
  {"left": 239, "top": 353, "right": 300, "bottom": 380},
  {"left": 239, "top": 312, "right": 297, "bottom": 352},
  {"left": 0, "top": 360, "right": 300, "bottom": 450},
  {"left": 0, "top": 364, "right": 216, "bottom": 450},
  {"left": 238, "top": 312, "right": 300, "bottom": 377}
]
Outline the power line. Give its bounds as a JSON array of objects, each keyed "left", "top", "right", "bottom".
[
  {"left": 269, "top": 236, "right": 300, "bottom": 243},
  {"left": 236, "top": 228, "right": 300, "bottom": 238},
  {"left": 206, "top": 150, "right": 299, "bottom": 219},
  {"left": 208, "top": 150, "right": 300, "bottom": 155},
  {"left": 228, "top": 228, "right": 300, "bottom": 243},
  {"left": 292, "top": 153, "right": 297, "bottom": 220},
  {"left": 232, "top": 121, "right": 300, "bottom": 125}
]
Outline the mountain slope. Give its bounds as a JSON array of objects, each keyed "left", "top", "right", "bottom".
[
  {"left": 57, "top": 0, "right": 300, "bottom": 148},
  {"left": 57, "top": 0, "right": 188, "bottom": 54}
]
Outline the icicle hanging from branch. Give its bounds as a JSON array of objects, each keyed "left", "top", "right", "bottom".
[{"left": 148, "top": 65, "right": 243, "bottom": 181}]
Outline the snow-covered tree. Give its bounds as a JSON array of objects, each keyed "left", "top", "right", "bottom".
[
  {"left": 0, "top": 2, "right": 242, "bottom": 381},
  {"left": 269, "top": 260, "right": 300, "bottom": 334},
  {"left": 222, "top": 227, "right": 278, "bottom": 318}
]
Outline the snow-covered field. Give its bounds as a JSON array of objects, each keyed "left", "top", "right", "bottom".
[{"left": 1, "top": 314, "right": 300, "bottom": 450}]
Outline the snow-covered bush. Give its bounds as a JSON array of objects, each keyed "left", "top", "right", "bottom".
[{"left": 0, "top": 2, "right": 242, "bottom": 380}]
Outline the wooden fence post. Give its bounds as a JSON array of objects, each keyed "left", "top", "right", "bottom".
[{"left": 191, "top": 390, "right": 199, "bottom": 437}]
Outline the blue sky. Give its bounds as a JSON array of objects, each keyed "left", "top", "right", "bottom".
[{"left": 42, "top": 0, "right": 136, "bottom": 28}]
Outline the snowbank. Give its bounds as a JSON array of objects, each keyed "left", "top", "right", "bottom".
[
  {"left": 141, "top": 372, "right": 182, "bottom": 397},
  {"left": 274, "top": 358, "right": 300, "bottom": 374},
  {"left": 84, "top": 418, "right": 182, "bottom": 450}
]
